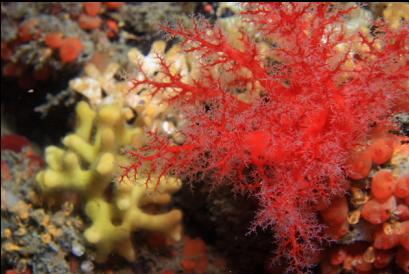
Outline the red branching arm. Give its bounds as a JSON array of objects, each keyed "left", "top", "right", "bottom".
[{"left": 162, "top": 17, "right": 270, "bottom": 92}]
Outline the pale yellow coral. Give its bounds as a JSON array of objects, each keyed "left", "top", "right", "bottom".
[
  {"left": 69, "top": 63, "right": 123, "bottom": 106},
  {"left": 383, "top": 3, "right": 409, "bottom": 30},
  {"left": 128, "top": 40, "right": 191, "bottom": 81},
  {"left": 71, "top": 41, "right": 191, "bottom": 133},
  {"left": 127, "top": 41, "right": 194, "bottom": 129},
  {"left": 36, "top": 101, "right": 183, "bottom": 262},
  {"left": 216, "top": 3, "right": 253, "bottom": 49},
  {"left": 69, "top": 61, "right": 136, "bottom": 113},
  {"left": 37, "top": 101, "right": 141, "bottom": 195},
  {"left": 85, "top": 176, "right": 182, "bottom": 261}
]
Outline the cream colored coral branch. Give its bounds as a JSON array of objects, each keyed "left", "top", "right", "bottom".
[{"left": 36, "top": 101, "right": 183, "bottom": 262}]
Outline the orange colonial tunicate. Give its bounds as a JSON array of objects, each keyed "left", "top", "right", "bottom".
[
  {"left": 345, "top": 150, "right": 372, "bottom": 180},
  {"left": 19, "top": 18, "right": 39, "bottom": 42},
  {"left": 320, "top": 197, "right": 350, "bottom": 240},
  {"left": 34, "top": 65, "right": 51, "bottom": 81},
  {"left": 105, "top": 2, "right": 124, "bottom": 10},
  {"left": 321, "top": 196, "right": 349, "bottom": 225},
  {"left": 2, "top": 62, "right": 23, "bottom": 77},
  {"left": 321, "top": 260, "right": 341, "bottom": 274},
  {"left": 371, "top": 170, "right": 396, "bottom": 202},
  {"left": 401, "top": 221, "right": 409, "bottom": 252},
  {"left": 395, "top": 176, "right": 409, "bottom": 198},
  {"left": 369, "top": 138, "right": 393, "bottom": 165},
  {"left": 402, "top": 239, "right": 409, "bottom": 253},
  {"left": 330, "top": 248, "right": 346, "bottom": 265},
  {"left": 84, "top": 2, "right": 102, "bottom": 16},
  {"left": 326, "top": 221, "right": 349, "bottom": 240},
  {"left": 1, "top": 42, "right": 13, "bottom": 61},
  {"left": 373, "top": 250, "right": 392, "bottom": 269},
  {"left": 396, "top": 248, "right": 409, "bottom": 272},
  {"left": 354, "top": 255, "right": 372, "bottom": 272},
  {"left": 397, "top": 205, "right": 409, "bottom": 221},
  {"left": 373, "top": 227, "right": 400, "bottom": 250},
  {"left": 44, "top": 32, "right": 64, "bottom": 49},
  {"left": 78, "top": 14, "right": 102, "bottom": 30},
  {"left": 181, "top": 237, "right": 208, "bottom": 274},
  {"left": 106, "top": 19, "right": 118, "bottom": 38},
  {"left": 59, "top": 37, "right": 83, "bottom": 63},
  {"left": 342, "top": 255, "right": 354, "bottom": 271},
  {"left": 361, "top": 196, "right": 396, "bottom": 225},
  {"left": 1, "top": 160, "right": 12, "bottom": 181}
]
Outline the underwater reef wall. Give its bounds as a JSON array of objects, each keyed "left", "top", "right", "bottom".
[{"left": 1, "top": 2, "right": 409, "bottom": 274}]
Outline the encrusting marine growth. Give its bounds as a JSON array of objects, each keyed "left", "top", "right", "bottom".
[
  {"left": 36, "top": 101, "right": 183, "bottom": 262},
  {"left": 123, "top": 2, "right": 408, "bottom": 272},
  {"left": 320, "top": 134, "right": 409, "bottom": 273}
]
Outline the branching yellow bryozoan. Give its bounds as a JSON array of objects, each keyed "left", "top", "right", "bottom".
[{"left": 36, "top": 101, "right": 183, "bottom": 262}]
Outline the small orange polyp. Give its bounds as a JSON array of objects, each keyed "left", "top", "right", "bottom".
[
  {"left": 370, "top": 138, "right": 394, "bottom": 165},
  {"left": 371, "top": 170, "right": 396, "bottom": 202},
  {"left": 346, "top": 150, "right": 372, "bottom": 180}
]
